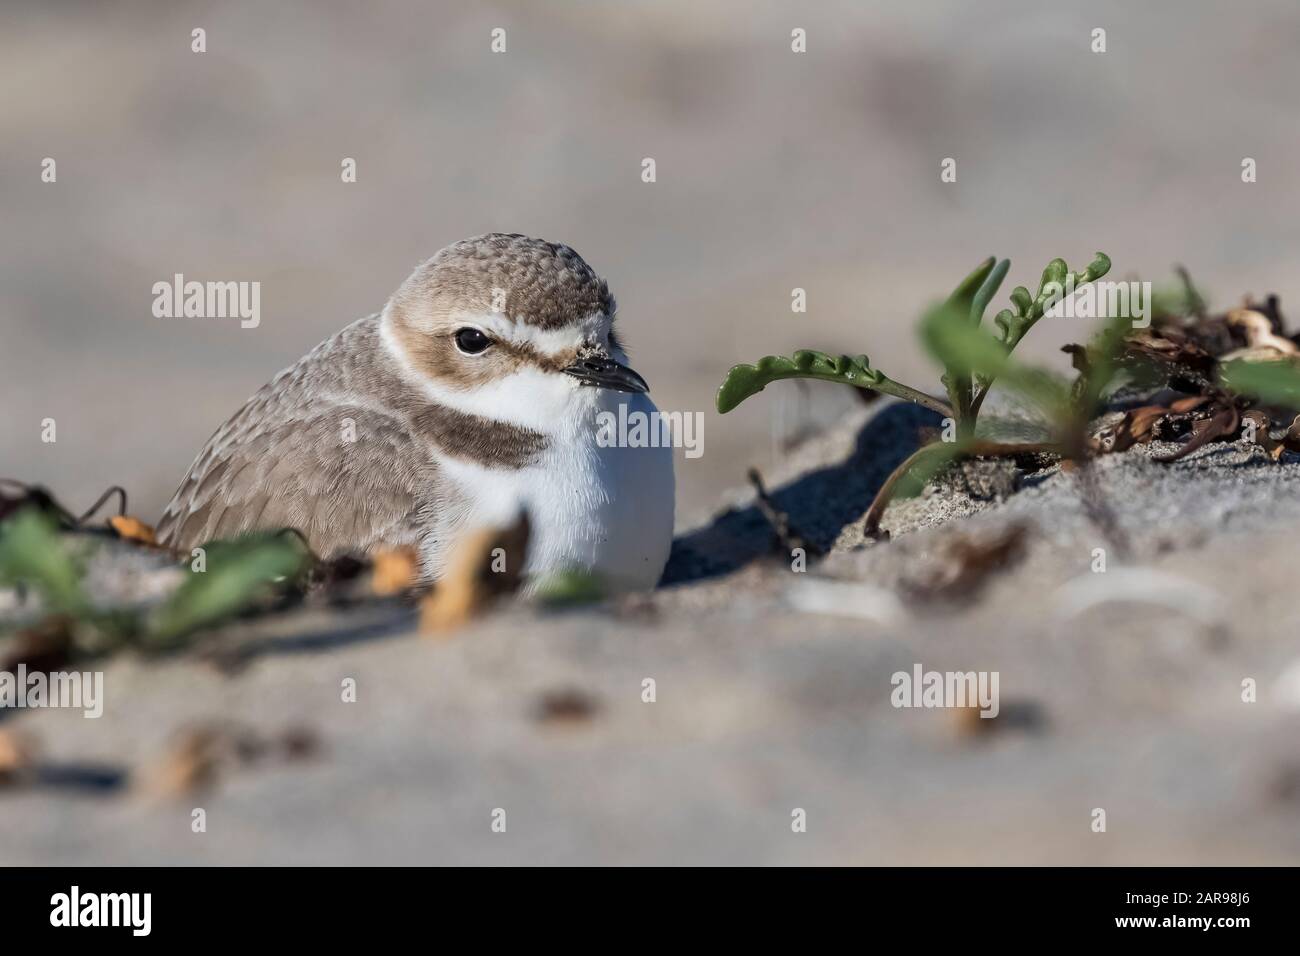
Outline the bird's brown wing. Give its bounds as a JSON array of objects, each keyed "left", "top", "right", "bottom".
[{"left": 156, "top": 404, "right": 434, "bottom": 557}]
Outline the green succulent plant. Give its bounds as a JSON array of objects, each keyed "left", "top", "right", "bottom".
[
  {"left": 715, "top": 252, "right": 1115, "bottom": 537},
  {"left": 716, "top": 351, "right": 953, "bottom": 418},
  {"left": 1220, "top": 358, "right": 1300, "bottom": 409},
  {"left": 0, "top": 509, "right": 313, "bottom": 656},
  {"left": 717, "top": 252, "right": 1110, "bottom": 437}
]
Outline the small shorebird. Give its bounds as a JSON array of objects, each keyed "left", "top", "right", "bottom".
[{"left": 156, "top": 234, "right": 675, "bottom": 590}]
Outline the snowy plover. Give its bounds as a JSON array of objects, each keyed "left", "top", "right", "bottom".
[{"left": 156, "top": 234, "right": 675, "bottom": 590}]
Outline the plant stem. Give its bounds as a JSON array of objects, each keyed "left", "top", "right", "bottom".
[
  {"left": 863, "top": 439, "right": 1064, "bottom": 539},
  {"left": 781, "top": 371, "right": 953, "bottom": 418},
  {"left": 862, "top": 444, "right": 941, "bottom": 539},
  {"left": 868, "top": 379, "right": 955, "bottom": 419}
]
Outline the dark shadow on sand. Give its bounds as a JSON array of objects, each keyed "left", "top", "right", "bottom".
[
  {"left": 661, "top": 402, "right": 940, "bottom": 586},
  {"left": 207, "top": 603, "right": 417, "bottom": 670}
]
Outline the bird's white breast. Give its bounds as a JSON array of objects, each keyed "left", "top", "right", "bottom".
[
  {"left": 378, "top": 314, "right": 674, "bottom": 589},
  {"left": 433, "top": 390, "right": 675, "bottom": 591}
]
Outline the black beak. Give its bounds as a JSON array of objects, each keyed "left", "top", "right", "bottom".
[{"left": 563, "top": 356, "right": 650, "bottom": 394}]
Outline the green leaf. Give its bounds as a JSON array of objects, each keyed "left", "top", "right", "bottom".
[
  {"left": 992, "top": 308, "right": 1015, "bottom": 340},
  {"left": 148, "top": 533, "right": 311, "bottom": 644},
  {"left": 944, "top": 256, "right": 998, "bottom": 314},
  {"left": 534, "top": 568, "right": 606, "bottom": 607},
  {"left": 968, "top": 258, "right": 1010, "bottom": 326},
  {"left": 1221, "top": 359, "right": 1300, "bottom": 408},
  {"left": 942, "top": 257, "right": 1010, "bottom": 428},
  {"left": 992, "top": 252, "right": 1113, "bottom": 352},
  {"left": 0, "top": 508, "right": 88, "bottom": 615},
  {"left": 921, "top": 304, "right": 1070, "bottom": 415},
  {"left": 1041, "top": 258, "right": 1068, "bottom": 291},
  {"left": 1009, "top": 286, "right": 1031, "bottom": 316},
  {"left": 716, "top": 350, "right": 883, "bottom": 413},
  {"left": 1080, "top": 251, "right": 1112, "bottom": 284}
]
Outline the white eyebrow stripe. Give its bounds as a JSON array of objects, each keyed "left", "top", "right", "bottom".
[{"left": 466, "top": 311, "right": 607, "bottom": 358}]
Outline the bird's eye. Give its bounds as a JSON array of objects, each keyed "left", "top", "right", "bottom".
[{"left": 454, "top": 327, "right": 492, "bottom": 355}]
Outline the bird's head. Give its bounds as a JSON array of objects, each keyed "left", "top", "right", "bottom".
[{"left": 382, "top": 234, "right": 648, "bottom": 431}]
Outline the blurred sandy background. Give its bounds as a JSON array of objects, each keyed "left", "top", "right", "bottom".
[{"left": 3, "top": 0, "right": 1299, "bottom": 526}]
